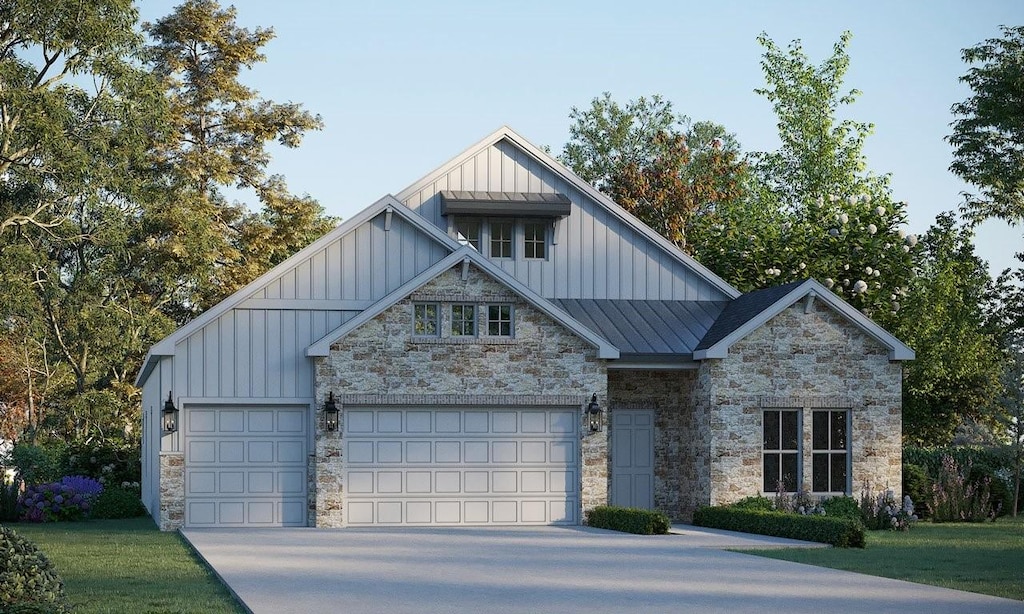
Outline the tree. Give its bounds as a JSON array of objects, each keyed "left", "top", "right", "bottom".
[
  {"left": 896, "top": 213, "right": 1007, "bottom": 445},
  {"left": 144, "top": 0, "right": 335, "bottom": 319},
  {"left": 949, "top": 25, "right": 1024, "bottom": 226}
]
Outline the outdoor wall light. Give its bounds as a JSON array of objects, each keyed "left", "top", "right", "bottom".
[
  {"left": 585, "top": 394, "right": 603, "bottom": 432},
  {"left": 162, "top": 392, "right": 179, "bottom": 434},
  {"left": 324, "top": 392, "right": 340, "bottom": 432}
]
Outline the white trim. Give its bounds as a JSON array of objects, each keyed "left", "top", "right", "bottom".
[
  {"left": 306, "top": 246, "right": 620, "bottom": 359},
  {"left": 395, "top": 126, "right": 741, "bottom": 300},
  {"left": 693, "top": 279, "right": 915, "bottom": 361}
]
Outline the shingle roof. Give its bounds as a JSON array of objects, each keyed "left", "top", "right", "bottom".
[
  {"left": 693, "top": 280, "right": 808, "bottom": 352},
  {"left": 551, "top": 299, "right": 728, "bottom": 356}
]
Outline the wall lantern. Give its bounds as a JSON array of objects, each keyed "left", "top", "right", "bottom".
[
  {"left": 162, "top": 392, "right": 179, "bottom": 434},
  {"left": 324, "top": 392, "right": 340, "bottom": 432},
  {"left": 585, "top": 394, "right": 603, "bottom": 432}
]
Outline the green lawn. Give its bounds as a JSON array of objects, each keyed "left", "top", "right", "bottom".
[
  {"left": 746, "top": 516, "right": 1024, "bottom": 601},
  {"left": 7, "top": 517, "right": 244, "bottom": 614}
]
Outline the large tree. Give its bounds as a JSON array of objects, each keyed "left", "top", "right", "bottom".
[{"left": 949, "top": 25, "right": 1024, "bottom": 227}]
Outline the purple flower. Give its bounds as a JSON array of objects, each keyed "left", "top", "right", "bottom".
[{"left": 54, "top": 495, "right": 64, "bottom": 504}]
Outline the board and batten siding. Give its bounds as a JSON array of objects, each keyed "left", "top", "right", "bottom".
[
  {"left": 173, "top": 211, "right": 450, "bottom": 399},
  {"left": 141, "top": 356, "right": 173, "bottom": 519},
  {"left": 401, "top": 139, "right": 730, "bottom": 302}
]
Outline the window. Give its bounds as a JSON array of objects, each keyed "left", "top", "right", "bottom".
[
  {"left": 455, "top": 219, "right": 480, "bottom": 250},
  {"left": 813, "top": 410, "right": 849, "bottom": 493},
  {"left": 413, "top": 304, "right": 438, "bottom": 336},
  {"left": 523, "top": 221, "right": 546, "bottom": 259},
  {"left": 763, "top": 410, "right": 799, "bottom": 492},
  {"left": 451, "top": 304, "right": 476, "bottom": 336},
  {"left": 487, "top": 305, "right": 512, "bottom": 336},
  {"left": 490, "top": 221, "right": 513, "bottom": 258}
]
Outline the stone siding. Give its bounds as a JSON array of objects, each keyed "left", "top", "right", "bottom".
[
  {"left": 313, "top": 264, "right": 607, "bottom": 526},
  {"left": 158, "top": 452, "right": 184, "bottom": 531},
  {"left": 608, "top": 370, "right": 705, "bottom": 520},
  {"left": 696, "top": 301, "right": 902, "bottom": 507}
]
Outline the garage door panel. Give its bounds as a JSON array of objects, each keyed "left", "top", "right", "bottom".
[
  {"left": 347, "top": 411, "right": 374, "bottom": 433},
  {"left": 219, "top": 441, "right": 244, "bottom": 463},
  {"left": 189, "top": 440, "right": 216, "bottom": 463},
  {"left": 344, "top": 408, "right": 579, "bottom": 526},
  {"left": 219, "top": 472, "right": 244, "bottom": 493},
  {"left": 249, "top": 411, "right": 274, "bottom": 432},
  {"left": 220, "top": 411, "right": 244, "bottom": 432},
  {"left": 248, "top": 440, "right": 274, "bottom": 462},
  {"left": 277, "top": 440, "right": 305, "bottom": 463}
]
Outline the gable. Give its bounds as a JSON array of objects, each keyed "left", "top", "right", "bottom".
[{"left": 397, "top": 128, "right": 739, "bottom": 302}]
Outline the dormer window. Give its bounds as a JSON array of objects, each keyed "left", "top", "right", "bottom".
[
  {"left": 455, "top": 219, "right": 480, "bottom": 250},
  {"left": 490, "top": 221, "right": 513, "bottom": 258},
  {"left": 523, "top": 221, "right": 546, "bottom": 259},
  {"left": 441, "top": 191, "right": 569, "bottom": 263}
]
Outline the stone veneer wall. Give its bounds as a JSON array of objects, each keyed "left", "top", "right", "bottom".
[
  {"left": 695, "top": 301, "right": 903, "bottom": 507},
  {"left": 158, "top": 452, "right": 184, "bottom": 530},
  {"left": 312, "top": 264, "right": 607, "bottom": 527},
  {"left": 608, "top": 370, "right": 705, "bottom": 521}
]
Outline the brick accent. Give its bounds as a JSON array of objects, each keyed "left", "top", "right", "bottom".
[
  {"left": 313, "top": 264, "right": 607, "bottom": 527},
  {"left": 695, "top": 301, "right": 903, "bottom": 508},
  {"left": 159, "top": 452, "right": 184, "bottom": 530}
]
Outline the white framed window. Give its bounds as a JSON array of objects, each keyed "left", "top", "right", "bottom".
[
  {"left": 451, "top": 304, "right": 476, "bottom": 336},
  {"left": 486, "top": 304, "right": 513, "bottom": 336},
  {"left": 523, "top": 221, "right": 547, "bottom": 259},
  {"left": 413, "top": 303, "right": 438, "bottom": 336},
  {"left": 763, "top": 409, "right": 800, "bottom": 492},
  {"left": 489, "top": 220, "right": 513, "bottom": 258},
  {"left": 812, "top": 410, "right": 850, "bottom": 494}
]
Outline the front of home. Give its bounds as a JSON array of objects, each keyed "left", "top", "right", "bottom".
[{"left": 136, "top": 127, "right": 913, "bottom": 530}]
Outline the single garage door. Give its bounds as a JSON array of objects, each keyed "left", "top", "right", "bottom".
[
  {"left": 184, "top": 406, "right": 309, "bottom": 527},
  {"left": 345, "top": 407, "right": 579, "bottom": 525}
]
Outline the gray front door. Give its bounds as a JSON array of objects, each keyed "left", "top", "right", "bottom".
[{"left": 611, "top": 409, "right": 654, "bottom": 509}]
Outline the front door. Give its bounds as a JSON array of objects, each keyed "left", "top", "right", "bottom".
[{"left": 610, "top": 409, "right": 654, "bottom": 509}]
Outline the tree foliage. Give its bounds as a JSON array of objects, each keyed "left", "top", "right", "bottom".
[{"left": 949, "top": 25, "right": 1024, "bottom": 225}]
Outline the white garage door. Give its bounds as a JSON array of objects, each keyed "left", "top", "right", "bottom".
[
  {"left": 345, "top": 408, "right": 579, "bottom": 525},
  {"left": 184, "top": 406, "right": 309, "bottom": 527}
]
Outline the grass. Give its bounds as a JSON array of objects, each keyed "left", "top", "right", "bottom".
[
  {"left": 6, "top": 517, "right": 244, "bottom": 614},
  {"left": 745, "top": 515, "right": 1024, "bottom": 601}
]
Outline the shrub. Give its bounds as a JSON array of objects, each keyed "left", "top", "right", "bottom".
[
  {"left": 970, "top": 464, "right": 1010, "bottom": 518},
  {"left": 17, "top": 476, "right": 102, "bottom": 522},
  {"left": 730, "top": 496, "right": 774, "bottom": 512},
  {"left": 1, "top": 475, "right": 21, "bottom": 522},
  {"left": 926, "top": 454, "right": 996, "bottom": 522},
  {"left": 820, "top": 496, "right": 862, "bottom": 521},
  {"left": 859, "top": 485, "right": 912, "bottom": 531},
  {"left": 65, "top": 442, "right": 141, "bottom": 487},
  {"left": 692, "top": 506, "right": 865, "bottom": 548},
  {"left": 0, "top": 525, "right": 70, "bottom": 612},
  {"left": 586, "top": 506, "right": 671, "bottom": 535},
  {"left": 902, "top": 463, "right": 931, "bottom": 518},
  {"left": 10, "top": 443, "right": 66, "bottom": 485},
  {"left": 91, "top": 487, "right": 146, "bottom": 519}
]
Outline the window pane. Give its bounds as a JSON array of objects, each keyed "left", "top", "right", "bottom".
[
  {"left": 413, "top": 304, "right": 437, "bottom": 336},
  {"left": 524, "top": 222, "right": 546, "bottom": 259},
  {"left": 831, "top": 453, "right": 848, "bottom": 492},
  {"left": 451, "top": 304, "right": 476, "bottom": 336},
  {"left": 490, "top": 221, "right": 512, "bottom": 258},
  {"left": 812, "top": 411, "right": 828, "bottom": 450},
  {"left": 781, "top": 411, "right": 798, "bottom": 450},
  {"left": 781, "top": 453, "right": 798, "bottom": 492},
  {"left": 812, "top": 453, "right": 829, "bottom": 492},
  {"left": 763, "top": 411, "right": 780, "bottom": 450},
  {"left": 487, "top": 304, "right": 511, "bottom": 336},
  {"left": 763, "top": 454, "right": 779, "bottom": 492},
  {"left": 831, "top": 411, "right": 848, "bottom": 450},
  {"left": 455, "top": 220, "right": 480, "bottom": 250}
]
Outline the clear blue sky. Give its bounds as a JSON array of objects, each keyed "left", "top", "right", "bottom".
[{"left": 139, "top": 0, "right": 1023, "bottom": 277}]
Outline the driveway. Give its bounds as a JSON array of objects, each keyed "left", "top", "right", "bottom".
[{"left": 182, "top": 526, "right": 1022, "bottom": 614}]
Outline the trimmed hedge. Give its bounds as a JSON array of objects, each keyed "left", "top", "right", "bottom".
[
  {"left": 0, "top": 525, "right": 70, "bottom": 613},
  {"left": 586, "top": 505, "right": 671, "bottom": 535},
  {"left": 692, "top": 506, "right": 865, "bottom": 548}
]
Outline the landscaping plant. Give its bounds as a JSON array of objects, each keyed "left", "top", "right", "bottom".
[
  {"left": 17, "top": 476, "right": 103, "bottom": 523},
  {"left": 0, "top": 525, "right": 70, "bottom": 613},
  {"left": 926, "top": 454, "right": 998, "bottom": 522}
]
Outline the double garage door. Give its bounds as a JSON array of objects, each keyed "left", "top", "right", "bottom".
[
  {"left": 184, "top": 406, "right": 309, "bottom": 527},
  {"left": 345, "top": 407, "right": 580, "bottom": 525}
]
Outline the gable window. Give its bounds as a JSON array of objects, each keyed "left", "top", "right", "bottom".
[
  {"left": 451, "top": 304, "right": 476, "bottom": 336},
  {"left": 455, "top": 219, "right": 481, "bottom": 250},
  {"left": 490, "top": 221, "right": 513, "bottom": 258},
  {"left": 812, "top": 410, "right": 850, "bottom": 493},
  {"left": 763, "top": 410, "right": 799, "bottom": 492},
  {"left": 523, "top": 221, "right": 546, "bottom": 259},
  {"left": 413, "top": 303, "right": 439, "bottom": 336},
  {"left": 487, "top": 305, "right": 512, "bottom": 336}
]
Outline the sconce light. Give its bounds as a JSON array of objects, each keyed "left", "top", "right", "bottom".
[
  {"left": 585, "top": 394, "right": 603, "bottom": 432},
  {"left": 162, "top": 392, "right": 179, "bottom": 434},
  {"left": 324, "top": 392, "right": 340, "bottom": 432}
]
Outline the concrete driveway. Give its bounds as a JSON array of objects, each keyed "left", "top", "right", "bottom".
[{"left": 182, "top": 526, "right": 1022, "bottom": 614}]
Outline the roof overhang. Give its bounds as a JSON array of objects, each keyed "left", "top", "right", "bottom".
[{"left": 440, "top": 190, "right": 572, "bottom": 218}]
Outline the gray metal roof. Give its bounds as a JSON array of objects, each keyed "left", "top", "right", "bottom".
[
  {"left": 440, "top": 190, "right": 572, "bottom": 217},
  {"left": 552, "top": 299, "right": 727, "bottom": 356},
  {"left": 694, "top": 280, "right": 807, "bottom": 352}
]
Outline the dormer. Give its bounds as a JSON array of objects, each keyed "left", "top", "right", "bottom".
[{"left": 440, "top": 190, "right": 571, "bottom": 261}]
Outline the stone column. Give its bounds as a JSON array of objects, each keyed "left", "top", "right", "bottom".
[{"left": 159, "top": 452, "right": 184, "bottom": 530}]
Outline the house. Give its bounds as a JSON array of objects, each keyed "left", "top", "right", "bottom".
[{"left": 136, "top": 126, "right": 914, "bottom": 530}]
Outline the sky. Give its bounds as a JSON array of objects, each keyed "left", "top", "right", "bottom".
[{"left": 138, "top": 0, "right": 1024, "bottom": 277}]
